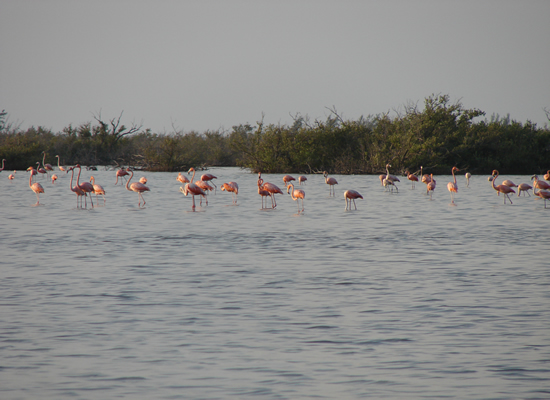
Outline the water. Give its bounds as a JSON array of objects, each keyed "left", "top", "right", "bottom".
[{"left": 1, "top": 168, "right": 549, "bottom": 399}]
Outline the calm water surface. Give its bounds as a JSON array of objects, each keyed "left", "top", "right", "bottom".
[{"left": 1, "top": 167, "right": 549, "bottom": 399}]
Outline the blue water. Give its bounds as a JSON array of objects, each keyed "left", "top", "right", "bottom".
[{"left": 1, "top": 167, "right": 549, "bottom": 399}]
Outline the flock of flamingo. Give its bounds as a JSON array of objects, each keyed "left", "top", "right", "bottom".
[{"left": 2, "top": 154, "right": 550, "bottom": 210}]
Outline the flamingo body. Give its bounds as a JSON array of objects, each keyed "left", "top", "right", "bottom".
[
  {"left": 492, "top": 170, "right": 515, "bottom": 204},
  {"left": 126, "top": 169, "right": 150, "bottom": 206},
  {"left": 298, "top": 176, "right": 307, "bottom": 185},
  {"left": 447, "top": 166, "right": 460, "bottom": 204},
  {"left": 221, "top": 182, "right": 239, "bottom": 204},
  {"left": 287, "top": 182, "right": 305, "bottom": 212},
  {"left": 29, "top": 170, "right": 45, "bottom": 204},
  {"left": 344, "top": 189, "right": 363, "bottom": 210},
  {"left": 323, "top": 171, "right": 338, "bottom": 196}
]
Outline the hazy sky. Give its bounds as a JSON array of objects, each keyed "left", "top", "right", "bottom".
[{"left": 1, "top": 0, "right": 549, "bottom": 134}]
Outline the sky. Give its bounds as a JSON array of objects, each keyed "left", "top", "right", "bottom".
[{"left": 1, "top": 0, "right": 549, "bottom": 134}]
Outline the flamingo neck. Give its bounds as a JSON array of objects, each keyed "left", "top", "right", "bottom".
[
  {"left": 492, "top": 173, "right": 498, "bottom": 190},
  {"left": 288, "top": 183, "right": 297, "bottom": 200},
  {"left": 29, "top": 171, "right": 32, "bottom": 187},
  {"left": 76, "top": 166, "right": 82, "bottom": 186},
  {"left": 57, "top": 156, "right": 61, "bottom": 168},
  {"left": 42, "top": 153, "right": 46, "bottom": 167},
  {"left": 69, "top": 168, "right": 74, "bottom": 189},
  {"left": 126, "top": 170, "right": 134, "bottom": 191}
]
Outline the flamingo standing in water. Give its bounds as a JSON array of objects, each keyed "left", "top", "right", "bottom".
[
  {"left": 382, "top": 164, "right": 398, "bottom": 193},
  {"left": 427, "top": 174, "right": 436, "bottom": 199},
  {"left": 177, "top": 172, "right": 189, "bottom": 184},
  {"left": 257, "top": 178, "right": 271, "bottom": 209},
  {"left": 287, "top": 182, "right": 305, "bottom": 212},
  {"left": 323, "top": 171, "right": 338, "bottom": 196},
  {"left": 531, "top": 175, "right": 550, "bottom": 191},
  {"left": 201, "top": 172, "right": 217, "bottom": 193},
  {"left": 55, "top": 155, "right": 66, "bottom": 172},
  {"left": 282, "top": 175, "right": 296, "bottom": 186},
  {"left": 465, "top": 172, "right": 471, "bottom": 187},
  {"left": 405, "top": 170, "right": 418, "bottom": 189},
  {"left": 447, "top": 166, "right": 460, "bottom": 204},
  {"left": 90, "top": 176, "right": 106, "bottom": 204},
  {"left": 502, "top": 179, "right": 517, "bottom": 189},
  {"left": 344, "top": 189, "right": 363, "bottom": 210},
  {"left": 298, "top": 176, "right": 307, "bottom": 185},
  {"left": 180, "top": 167, "right": 206, "bottom": 209},
  {"left": 221, "top": 182, "right": 239, "bottom": 204},
  {"left": 41, "top": 152, "right": 54, "bottom": 175},
  {"left": 115, "top": 168, "right": 129, "bottom": 185},
  {"left": 29, "top": 169, "right": 45, "bottom": 204},
  {"left": 258, "top": 172, "right": 283, "bottom": 208},
  {"left": 51, "top": 174, "right": 58, "bottom": 184},
  {"left": 36, "top": 162, "right": 47, "bottom": 178},
  {"left": 517, "top": 182, "right": 532, "bottom": 197},
  {"left": 491, "top": 170, "right": 515, "bottom": 204},
  {"left": 420, "top": 166, "right": 432, "bottom": 186},
  {"left": 8, "top": 170, "right": 16, "bottom": 180},
  {"left": 67, "top": 167, "right": 85, "bottom": 207},
  {"left": 126, "top": 168, "right": 150, "bottom": 207},
  {"left": 74, "top": 165, "right": 94, "bottom": 207},
  {"left": 195, "top": 180, "right": 214, "bottom": 205},
  {"left": 533, "top": 181, "right": 550, "bottom": 208}
]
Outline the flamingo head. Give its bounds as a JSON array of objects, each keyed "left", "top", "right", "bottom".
[
  {"left": 492, "top": 170, "right": 499, "bottom": 177},
  {"left": 286, "top": 184, "right": 292, "bottom": 194},
  {"left": 531, "top": 174, "right": 538, "bottom": 181},
  {"left": 452, "top": 166, "right": 460, "bottom": 172},
  {"left": 188, "top": 167, "right": 195, "bottom": 174}
]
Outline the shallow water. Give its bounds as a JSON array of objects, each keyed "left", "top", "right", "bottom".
[{"left": 1, "top": 168, "right": 549, "bottom": 399}]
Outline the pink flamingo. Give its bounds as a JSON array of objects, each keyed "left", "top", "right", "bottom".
[
  {"left": 501, "top": 179, "right": 517, "bottom": 188},
  {"left": 177, "top": 172, "right": 190, "bottom": 184},
  {"left": 221, "top": 182, "right": 239, "bottom": 204},
  {"left": 180, "top": 167, "right": 206, "bottom": 209},
  {"left": 287, "top": 182, "right": 305, "bottom": 212},
  {"left": 532, "top": 175, "right": 550, "bottom": 191},
  {"left": 55, "top": 155, "right": 66, "bottom": 172},
  {"left": 282, "top": 175, "right": 296, "bottom": 185},
  {"left": 492, "top": 170, "right": 515, "bottom": 204},
  {"left": 427, "top": 173, "right": 436, "bottom": 199},
  {"left": 126, "top": 168, "right": 150, "bottom": 206},
  {"left": 200, "top": 172, "right": 217, "bottom": 192},
  {"left": 8, "top": 170, "right": 15, "bottom": 180},
  {"left": 29, "top": 169, "right": 45, "bottom": 204},
  {"left": 517, "top": 183, "right": 532, "bottom": 197},
  {"left": 67, "top": 167, "right": 85, "bottom": 207},
  {"left": 139, "top": 177, "right": 147, "bottom": 184},
  {"left": 41, "top": 152, "right": 54, "bottom": 174},
  {"left": 447, "top": 166, "right": 460, "bottom": 204},
  {"left": 383, "top": 164, "right": 398, "bottom": 193},
  {"left": 544, "top": 170, "right": 550, "bottom": 181},
  {"left": 323, "top": 171, "right": 338, "bottom": 196},
  {"left": 405, "top": 170, "right": 418, "bottom": 189},
  {"left": 258, "top": 172, "right": 283, "bottom": 208},
  {"left": 421, "top": 166, "right": 432, "bottom": 185},
  {"left": 51, "top": 174, "right": 58, "bottom": 184},
  {"left": 195, "top": 180, "right": 214, "bottom": 205},
  {"left": 344, "top": 189, "right": 363, "bottom": 210},
  {"left": 115, "top": 167, "right": 129, "bottom": 185},
  {"left": 378, "top": 174, "right": 386, "bottom": 186},
  {"left": 75, "top": 165, "right": 94, "bottom": 207},
  {"left": 298, "top": 175, "right": 307, "bottom": 185},
  {"left": 90, "top": 176, "right": 106, "bottom": 204},
  {"left": 533, "top": 183, "right": 550, "bottom": 208},
  {"left": 257, "top": 178, "right": 271, "bottom": 209},
  {"left": 36, "top": 162, "right": 47, "bottom": 178}
]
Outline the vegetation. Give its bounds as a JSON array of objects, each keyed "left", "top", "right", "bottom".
[{"left": 1, "top": 95, "right": 549, "bottom": 175}]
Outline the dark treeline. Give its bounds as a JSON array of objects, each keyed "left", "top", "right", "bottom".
[{"left": 1, "top": 95, "right": 549, "bottom": 175}]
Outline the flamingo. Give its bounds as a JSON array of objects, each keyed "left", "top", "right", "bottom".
[
  {"left": 517, "top": 183, "right": 532, "bottom": 197},
  {"left": 282, "top": 175, "right": 296, "bottom": 185},
  {"left": 200, "top": 172, "right": 217, "bottom": 192},
  {"left": 421, "top": 166, "right": 432, "bottom": 185},
  {"left": 257, "top": 178, "right": 271, "bottom": 209},
  {"left": 180, "top": 167, "right": 206, "bottom": 209},
  {"left": 8, "top": 170, "right": 15, "bottom": 180},
  {"left": 0, "top": 159, "right": 5, "bottom": 173},
  {"left": 258, "top": 172, "right": 283, "bottom": 208},
  {"left": 447, "top": 166, "right": 460, "bottom": 204},
  {"left": 298, "top": 175, "right": 307, "bottom": 185},
  {"left": 323, "top": 171, "right": 338, "bottom": 196},
  {"left": 544, "top": 170, "right": 550, "bottom": 181},
  {"left": 531, "top": 175, "right": 550, "bottom": 191},
  {"left": 287, "top": 182, "right": 305, "bottom": 212},
  {"left": 221, "top": 182, "right": 239, "bottom": 204},
  {"left": 29, "top": 169, "right": 44, "bottom": 204},
  {"left": 90, "top": 176, "right": 106, "bottom": 204},
  {"left": 115, "top": 167, "right": 129, "bottom": 185},
  {"left": 383, "top": 164, "right": 398, "bottom": 193},
  {"left": 74, "top": 165, "right": 94, "bottom": 207},
  {"left": 195, "top": 180, "right": 214, "bottom": 205},
  {"left": 36, "top": 162, "right": 47, "bottom": 178},
  {"left": 465, "top": 172, "right": 471, "bottom": 187},
  {"left": 501, "top": 179, "right": 517, "bottom": 188},
  {"left": 41, "top": 151, "right": 54, "bottom": 174},
  {"left": 67, "top": 167, "right": 85, "bottom": 207},
  {"left": 344, "top": 189, "right": 363, "bottom": 210},
  {"left": 55, "top": 155, "right": 66, "bottom": 172},
  {"left": 126, "top": 168, "right": 150, "bottom": 206},
  {"left": 492, "top": 170, "right": 515, "bottom": 204},
  {"left": 405, "top": 170, "right": 418, "bottom": 189},
  {"left": 379, "top": 174, "right": 386, "bottom": 186},
  {"left": 51, "top": 174, "right": 58, "bottom": 184},
  {"left": 177, "top": 172, "right": 190, "bottom": 184},
  {"left": 533, "top": 183, "right": 550, "bottom": 208},
  {"left": 427, "top": 173, "right": 436, "bottom": 199}
]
